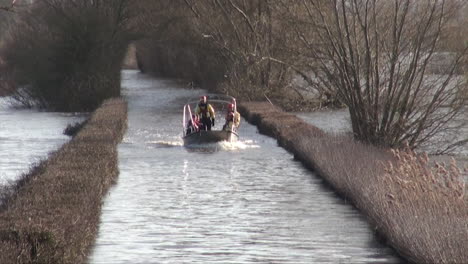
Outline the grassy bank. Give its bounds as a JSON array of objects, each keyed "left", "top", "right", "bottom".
[
  {"left": 0, "top": 98, "right": 127, "bottom": 264},
  {"left": 239, "top": 102, "right": 467, "bottom": 264}
]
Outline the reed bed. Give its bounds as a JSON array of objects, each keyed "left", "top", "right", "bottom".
[
  {"left": 238, "top": 102, "right": 468, "bottom": 264},
  {"left": 0, "top": 98, "right": 127, "bottom": 264}
]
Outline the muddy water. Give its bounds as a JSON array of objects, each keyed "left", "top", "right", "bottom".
[
  {"left": 89, "top": 70, "right": 401, "bottom": 264},
  {"left": 0, "top": 98, "right": 84, "bottom": 185}
]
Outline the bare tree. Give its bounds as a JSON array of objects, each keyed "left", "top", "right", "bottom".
[
  {"left": 183, "top": 0, "right": 290, "bottom": 100},
  {"left": 0, "top": 0, "right": 16, "bottom": 12},
  {"left": 132, "top": 0, "right": 205, "bottom": 77},
  {"left": 280, "top": 0, "right": 468, "bottom": 150}
]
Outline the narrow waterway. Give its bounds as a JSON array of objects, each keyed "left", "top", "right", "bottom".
[{"left": 89, "top": 70, "right": 402, "bottom": 264}]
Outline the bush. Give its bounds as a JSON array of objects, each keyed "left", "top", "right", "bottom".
[
  {"left": 63, "top": 120, "right": 87, "bottom": 137},
  {"left": 0, "top": 0, "right": 134, "bottom": 111}
]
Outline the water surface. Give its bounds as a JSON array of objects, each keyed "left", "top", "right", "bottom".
[{"left": 0, "top": 97, "right": 84, "bottom": 185}]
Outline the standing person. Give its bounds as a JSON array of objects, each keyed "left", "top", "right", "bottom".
[
  {"left": 223, "top": 103, "right": 240, "bottom": 132},
  {"left": 194, "top": 96, "right": 215, "bottom": 131}
]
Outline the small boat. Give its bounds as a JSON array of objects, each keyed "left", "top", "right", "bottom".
[
  {"left": 182, "top": 94, "right": 239, "bottom": 145},
  {"left": 183, "top": 130, "right": 239, "bottom": 145}
]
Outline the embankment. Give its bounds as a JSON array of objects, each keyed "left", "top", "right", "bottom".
[
  {"left": 0, "top": 98, "right": 127, "bottom": 264},
  {"left": 239, "top": 102, "right": 468, "bottom": 264}
]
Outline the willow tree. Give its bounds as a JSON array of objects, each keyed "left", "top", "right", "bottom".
[{"left": 281, "top": 0, "right": 468, "bottom": 150}]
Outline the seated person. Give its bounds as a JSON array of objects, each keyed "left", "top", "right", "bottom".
[
  {"left": 223, "top": 103, "right": 240, "bottom": 132},
  {"left": 186, "top": 115, "right": 200, "bottom": 135}
]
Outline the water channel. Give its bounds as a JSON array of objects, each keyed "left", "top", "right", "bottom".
[{"left": 88, "top": 70, "right": 402, "bottom": 263}]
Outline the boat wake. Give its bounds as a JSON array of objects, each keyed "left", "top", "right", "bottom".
[
  {"left": 147, "top": 140, "right": 184, "bottom": 148},
  {"left": 183, "top": 139, "right": 259, "bottom": 153},
  {"left": 122, "top": 137, "right": 259, "bottom": 152},
  {"left": 218, "top": 139, "right": 260, "bottom": 151}
]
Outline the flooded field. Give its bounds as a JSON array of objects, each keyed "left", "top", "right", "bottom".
[
  {"left": 0, "top": 97, "right": 84, "bottom": 185},
  {"left": 296, "top": 109, "right": 468, "bottom": 157}
]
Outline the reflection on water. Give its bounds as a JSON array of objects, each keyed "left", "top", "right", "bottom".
[
  {"left": 0, "top": 97, "right": 85, "bottom": 185},
  {"left": 89, "top": 70, "right": 401, "bottom": 264}
]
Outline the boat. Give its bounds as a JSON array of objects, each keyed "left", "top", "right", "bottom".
[{"left": 182, "top": 94, "right": 239, "bottom": 145}]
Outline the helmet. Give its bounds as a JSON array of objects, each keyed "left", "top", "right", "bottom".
[
  {"left": 199, "top": 96, "right": 207, "bottom": 103},
  {"left": 227, "top": 103, "right": 234, "bottom": 111}
]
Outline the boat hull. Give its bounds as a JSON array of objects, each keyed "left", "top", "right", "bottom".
[{"left": 183, "top": 130, "right": 238, "bottom": 145}]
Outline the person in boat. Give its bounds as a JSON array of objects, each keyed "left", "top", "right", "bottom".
[
  {"left": 223, "top": 103, "right": 241, "bottom": 132},
  {"left": 194, "top": 96, "right": 215, "bottom": 131},
  {"left": 186, "top": 114, "right": 200, "bottom": 135}
]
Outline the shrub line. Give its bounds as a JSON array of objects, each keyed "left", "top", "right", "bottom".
[
  {"left": 0, "top": 98, "right": 128, "bottom": 264},
  {"left": 238, "top": 101, "right": 468, "bottom": 264}
]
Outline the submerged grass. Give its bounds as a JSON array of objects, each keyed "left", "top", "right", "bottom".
[
  {"left": 238, "top": 102, "right": 468, "bottom": 264},
  {"left": 0, "top": 98, "right": 127, "bottom": 264}
]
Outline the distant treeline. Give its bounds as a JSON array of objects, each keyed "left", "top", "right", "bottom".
[
  {"left": 134, "top": 0, "right": 303, "bottom": 105},
  {"left": 134, "top": 1, "right": 468, "bottom": 105}
]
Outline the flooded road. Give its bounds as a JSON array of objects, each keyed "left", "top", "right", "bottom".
[{"left": 89, "top": 70, "right": 401, "bottom": 263}]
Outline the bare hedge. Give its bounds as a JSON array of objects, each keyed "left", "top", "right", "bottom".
[{"left": 0, "top": 98, "right": 127, "bottom": 264}]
